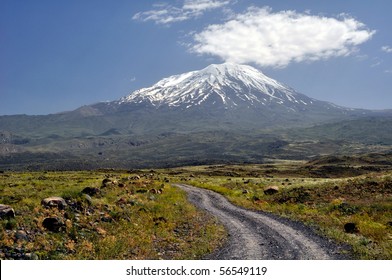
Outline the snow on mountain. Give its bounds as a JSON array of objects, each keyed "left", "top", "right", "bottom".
[{"left": 118, "top": 63, "right": 319, "bottom": 110}]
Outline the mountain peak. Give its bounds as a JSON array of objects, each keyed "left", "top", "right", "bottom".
[
  {"left": 118, "top": 63, "right": 323, "bottom": 111},
  {"left": 200, "top": 62, "right": 254, "bottom": 74}
]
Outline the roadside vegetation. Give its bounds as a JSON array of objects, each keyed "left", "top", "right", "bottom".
[
  {"left": 0, "top": 170, "right": 225, "bottom": 259},
  {"left": 168, "top": 162, "right": 392, "bottom": 259},
  {"left": 1, "top": 156, "right": 391, "bottom": 260}
]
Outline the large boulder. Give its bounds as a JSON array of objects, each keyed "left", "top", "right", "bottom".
[
  {"left": 81, "top": 187, "right": 100, "bottom": 196},
  {"left": 42, "top": 217, "right": 65, "bottom": 232},
  {"left": 102, "top": 178, "right": 118, "bottom": 187},
  {"left": 264, "top": 186, "right": 280, "bottom": 195},
  {"left": 344, "top": 222, "right": 359, "bottom": 234},
  {"left": 0, "top": 204, "right": 15, "bottom": 219},
  {"left": 41, "top": 197, "right": 67, "bottom": 210}
]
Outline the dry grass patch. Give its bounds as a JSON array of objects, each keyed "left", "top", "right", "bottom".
[{"left": 0, "top": 171, "right": 225, "bottom": 259}]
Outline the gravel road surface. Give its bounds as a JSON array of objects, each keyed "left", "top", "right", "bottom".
[{"left": 175, "top": 184, "right": 348, "bottom": 260}]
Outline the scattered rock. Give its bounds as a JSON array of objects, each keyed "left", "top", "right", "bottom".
[
  {"left": 42, "top": 217, "right": 65, "bottom": 232},
  {"left": 41, "top": 197, "right": 67, "bottom": 210},
  {"left": 344, "top": 222, "right": 359, "bottom": 234},
  {"left": 25, "top": 253, "right": 39, "bottom": 260},
  {"left": 101, "top": 178, "right": 114, "bottom": 187},
  {"left": 66, "top": 200, "right": 84, "bottom": 213},
  {"left": 130, "top": 175, "right": 141, "bottom": 181},
  {"left": 14, "top": 230, "right": 29, "bottom": 241},
  {"left": 149, "top": 188, "right": 162, "bottom": 194},
  {"left": 100, "top": 214, "right": 113, "bottom": 223},
  {"left": 264, "top": 186, "right": 280, "bottom": 195},
  {"left": 0, "top": 204, "right": 15, "bottom": 219},
  {"left": 102, "top": 178, "right": 112, "bottom": 184},
  {"left": 81, "top": 187, "right": 100, "bottom": 196},
  {"left": 136, "top": 189, "right": 148, "bottom": 193},
  {"left": 2, "top": 246, "right": 36, "bottom": 260}
]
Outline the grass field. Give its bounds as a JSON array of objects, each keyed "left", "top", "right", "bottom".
[
  {"left": 0, "top": 170, "right": 225, "bottom": 259},
  {"left": 167, "top": 163, "right": 392, "bottom": 259},
  {"left": 1, "top": 159, "right": 391, "bottom": 260}
]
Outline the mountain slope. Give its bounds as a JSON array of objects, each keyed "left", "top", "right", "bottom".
[
  {"left": 0, "top": 63, "right": 373, "bottom": 138},
  {"left": 73, "top": 63, "right": 362, "bottom": 135},
  {"left": 3, "top": 62, "right": 391, "bottom": 171}
]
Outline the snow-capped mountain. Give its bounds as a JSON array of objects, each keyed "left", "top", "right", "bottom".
[
  {"left": 117, "top": 63, "right": 338, "bottom": 112},
  {"left": 0, "top": 62, "right": 362, "bottom": 141},
  {"left": 0, "top": 62, "right": 380, "bottom": 171}
]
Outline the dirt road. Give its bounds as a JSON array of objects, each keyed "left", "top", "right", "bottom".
[{"left": 175, "top": 184, "right": 347, "bottom": 260}]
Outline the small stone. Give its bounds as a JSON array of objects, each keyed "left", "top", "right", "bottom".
[
  {"left": 15, "top": 230, "right": 29, "bottom": 241},
  {"left": 101, "top": 178, "right": 113, "bottom": 187},
  {"left": 41, "top": 197, "right": 67, "bottom": 210},
  {"left": 130, "top": 175, "right": 141, "bottom": 181},
  {"left": 100, "top": 214, "right": 113, "bottom": 223},
  {"left": 0, "top": 204, "right": 15, "bottom": 219},
  {"left": 102, "top": 178, "right": 112, "bottom": 184},
  {"left": 25, "top": 253, "right": 39, "bottom": 260}
]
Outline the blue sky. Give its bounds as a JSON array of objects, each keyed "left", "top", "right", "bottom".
[{"left": 1, "top": 0, "right": 392, "bottom": 115}]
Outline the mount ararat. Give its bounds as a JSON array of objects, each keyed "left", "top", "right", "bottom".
[
  {"left": 63, "top": 63, "right": 363, "bottom": 134},
  {"left": 1, "top": 63, "right": 391, "bottom": 170}
]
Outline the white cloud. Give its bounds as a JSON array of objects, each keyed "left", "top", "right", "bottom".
[
  {"left": 183, "top": 0, "right": 231, "bottom": 13},
  {"left": 190, "top": 7, "right": 375, "bottom": 68},
  {"left": 381, "top": 46, "right": 392, "bottom": 53},
  {"left": 133, "top": 0, "right": 232, "bottom": 25}
]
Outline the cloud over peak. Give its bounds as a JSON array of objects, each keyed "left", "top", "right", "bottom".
[{"left": 190, "top": 7, "right": 375, "bottom": 68}]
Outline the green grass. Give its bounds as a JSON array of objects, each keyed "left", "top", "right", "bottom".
[
  {"left": 168, "top": 164, "right": 392, "bottom": 259},
  {"left": 0, "top": 171, "right": 225, "bottom": 260},
  {"left": 2, "top": 161, "right": 391, "bottom": 260}
]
